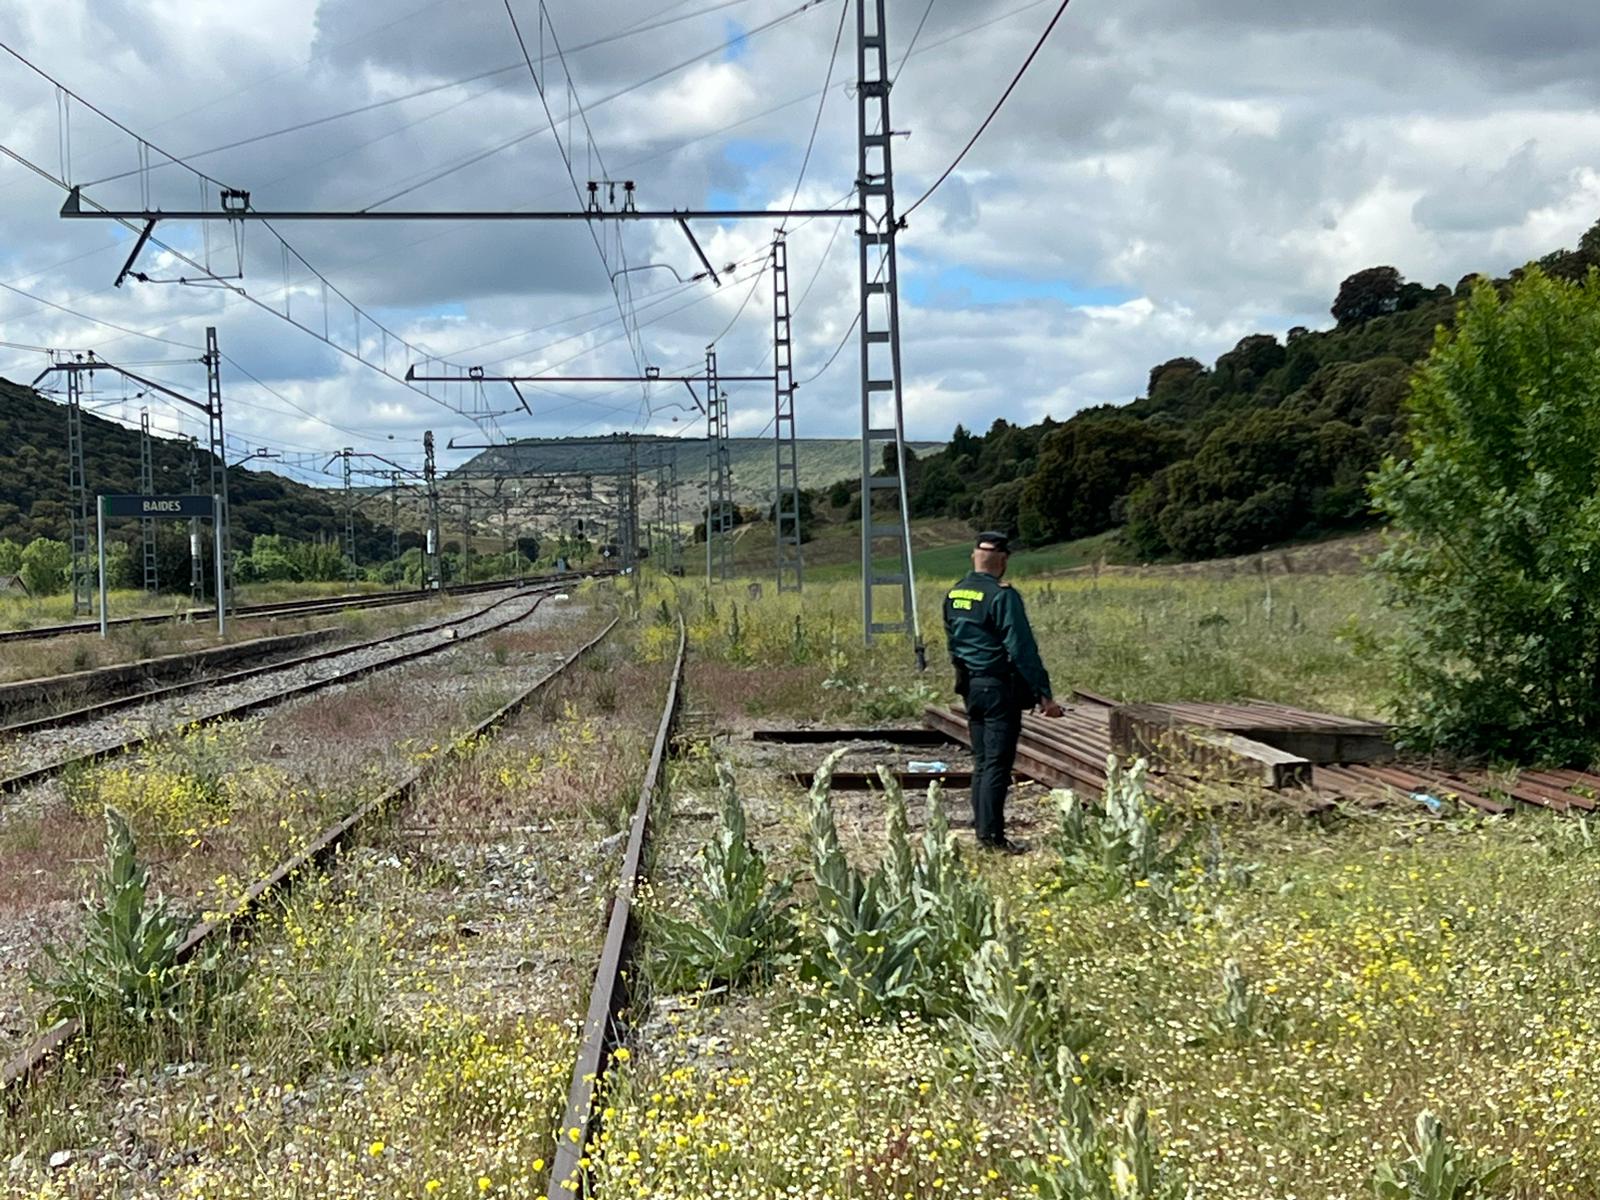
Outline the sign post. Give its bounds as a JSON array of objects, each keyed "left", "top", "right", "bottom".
[{"left": 96, "top": 494, "right": 221, "bottom": 637}]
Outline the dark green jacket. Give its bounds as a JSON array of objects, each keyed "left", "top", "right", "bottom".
[{"left": 942, "top": 570, "right": 1053, "bottom": 703}]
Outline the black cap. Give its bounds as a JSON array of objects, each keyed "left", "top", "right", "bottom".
[{"left": 975, "top": 531, "right": 1010, "bottom": 553}]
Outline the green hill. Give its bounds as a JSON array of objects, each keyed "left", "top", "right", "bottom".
[
  {"left": 456, "top": 436, "right": 945, "bottom": 509},
  {"left": 0, "top": 377, "right": 412, "bottom": 573},
  {"left": 894, "top": 218, "right": 1600, "bottom": 560}
]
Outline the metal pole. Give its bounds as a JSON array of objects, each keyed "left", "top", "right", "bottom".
[
  {"left": 772, "top": 233, "right": 803, "bottom": 592},
  {"left": 857, "top": 0, "right": 925, "bottom": 668},
  {"left": 705, "top": 349, "right": 715, "bottom": 590},
  {"left": 139, "top": 408, "right": 158, "bottom": 594},
  {"left": 188, "top": 436, "right": 202, "bottom": 601},
  {"left": 213, "top": 497, "right": 226, "bottom": 636},
  {"left": 96, "top": 496, "right": 108, "bottom": 638},
  {"left": 66, "top": 366, "right": 91, "bottom": 616},
  {"left": 424, "top": 431, "right": 441, "bottom": 590},
  {"left": 341, "top": 448, "right": 357, "bottom": 581},
  {"left": 204, "top": 328, "right": 231, "bottom": 616}
]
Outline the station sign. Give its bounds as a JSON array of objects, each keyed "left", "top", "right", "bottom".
[{"left": 100, "top": 494, "right": 216, "bottom": 520}]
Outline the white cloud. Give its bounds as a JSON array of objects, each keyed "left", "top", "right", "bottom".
[{"left": 0, "top": 0, "right": 1595, "bottom": 478}]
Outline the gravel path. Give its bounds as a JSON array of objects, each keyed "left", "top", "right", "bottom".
[{"left": 0, "top": 590, "right": 551, "bottom": 781}]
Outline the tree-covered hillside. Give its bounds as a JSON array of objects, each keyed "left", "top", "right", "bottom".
[
  {"left": 894, "top": 219, "right": 1600, "bottom": 560},
  {"left": 0, "top": 378, "right": 410, "bottom": 570}
]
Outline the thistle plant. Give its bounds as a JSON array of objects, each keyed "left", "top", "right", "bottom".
[
  {"left": 1204, "top": 958, "right": 1280, "bottom": 1046},
  {"left": 31, "top": 807, "right": 221, "bottom": 1033},
  {"left": 801, "top": 749, "right": 929, "bottom": 1018},
  {"left": 649, "top": 762, "right": 793, "bottom": 993},
  {"left": 1371, "top": 1111, "right": 1507, "bottom": 1200},
  {"left": 1052, "top": 756, "right": 1197, "bottom": 898}
]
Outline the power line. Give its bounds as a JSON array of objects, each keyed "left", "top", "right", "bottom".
[
  {"left": 77, "top": 0, "right": 771, "bottom": 190},
  {"left": 501, "top": 0, "right": 646, "bottom": 394},
  {"left": 904, "top": 0, "right": 1073, "bottom": 217},
  {"left": 895, "top": 0, "right": 939, "bottom": 79},
  {"left": 358, "top": 0, "right": 835, "bottom": 211}
]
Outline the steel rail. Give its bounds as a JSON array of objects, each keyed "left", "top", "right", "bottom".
[
  {"left": 0, "top": 587, "right": 542, "bottom": 746},
  {"left": 0, "top": 609, "right": 621, "bottom": 1100},
  {"left": 0, "top": 626, "right": 339, "bottom": 714},
  {"left": 0, "top": 575, "right": 542, "bottom": 644},
  {"left": 548, "top": 616, "right": 686, "bottom": 1199},
  {"left": 0, "top": 582, "right": 584, "bottom": 795}
]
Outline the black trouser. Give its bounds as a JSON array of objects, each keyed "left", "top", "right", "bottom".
[{"left": 964, "top": 675, "right": 1023, "bottom": 844}]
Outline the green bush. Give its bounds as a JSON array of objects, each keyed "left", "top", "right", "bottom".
[
  {"left": 1371, "top": 269, "right": 1600, "bottom": 762},
  {"left": 19, "top": 537, "right": 70, "bottom": 595}
]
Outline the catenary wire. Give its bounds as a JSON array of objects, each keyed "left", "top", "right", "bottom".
[{"left": 904, "top": 0, "right": 1073, "bottom": 217}]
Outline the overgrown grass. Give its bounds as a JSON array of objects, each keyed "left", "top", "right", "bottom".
[{"left": 645, "top": 568, "right": 1393, "bottom": 721}]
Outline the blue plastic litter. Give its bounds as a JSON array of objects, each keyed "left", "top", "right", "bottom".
[{"left": 1411, "top": 792, "right": 1444, "bottom": 814}]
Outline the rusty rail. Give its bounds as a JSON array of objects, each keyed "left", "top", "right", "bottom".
[
  {"left": 547, "top": 617, "right": 686, "bottom": 1199},
  {"left": 0, "top": 581, "right": 583, "bottom": 795},
  {"left": 0, "top": 609, "right": 621, "bottom": 1099},
  {"left": 0, "top": 574, "right": 549, "bottom": 644}
]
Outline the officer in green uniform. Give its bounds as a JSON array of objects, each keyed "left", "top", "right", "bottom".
[{"left": 942, "top": 532, "right": 1064, "bottom": 852}]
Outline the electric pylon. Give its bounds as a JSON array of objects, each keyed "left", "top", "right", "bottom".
[
  {"left": 856, "top": 0, "right": 925, "bottom": 667},
  {"left": 772, "top": 234, "right": 803, "bottom": 592}
]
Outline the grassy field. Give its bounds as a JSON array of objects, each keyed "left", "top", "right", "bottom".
[
  {"left": 652, "top": 559, "right": 1393, "bottom": 721},
  {"left": 600, "top": 564, "right": 1599, "bottom": 1199}
]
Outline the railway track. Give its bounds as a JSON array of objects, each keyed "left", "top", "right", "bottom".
[
  {"left": 0, "top": 573, "right": 584, "bottom": 645},
  {"left": 0, "top": 607, "right": 626, "bottom": 1098},
  {"left": 547, "top": 619, "right": 686, "bottom": 1199},
  {"left": 0, "top": 581, "right": 582, "bottom": 796}
]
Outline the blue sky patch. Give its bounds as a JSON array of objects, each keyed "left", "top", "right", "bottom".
[
  {"left": 723, "top": 17, "right": 748, "bottom": 61},
  {"left": 903, "top": 264, "right": 1136, "bottom": 309}
]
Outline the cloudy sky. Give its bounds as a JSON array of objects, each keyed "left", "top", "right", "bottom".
[{"left": 1, "top": 0, "right": 1596, "bottom": 483}]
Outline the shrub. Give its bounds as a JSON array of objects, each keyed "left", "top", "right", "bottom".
[
  {"left": 19, "top": 537, "right": 70, "bottom": 595},
  {"left": 1371, "top": 268, "right": 1600, "bottom": 762}
]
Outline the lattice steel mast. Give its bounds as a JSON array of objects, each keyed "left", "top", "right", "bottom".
[
  {"left": 704, "top": 346, "right": 733, "bottom": 584},
  {"left": 139, "top": 408, "right": 158, "bottom": 593},
  {"left": 202, "top": 327, "right": 230, "bottom": 612},
  {"left": 424, "top": 431, "right": 442, "bottom": 590},
  {"left": 856, "top": 0, "right": 924, "bottom": 667},
  {"left": 772, "top": 234, "right": 803, "bottom": 593},
  {"left": 66, "top": 367, "right": 91, "bottom": 615}
]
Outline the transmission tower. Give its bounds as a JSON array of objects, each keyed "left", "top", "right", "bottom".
[
  {"left": 705, "top": 346, "right": 733, "bottom": 585},
  {"left": 772, "top": 234, "right": 803, "bottom": 593},
  {"left": 856, "top": 0, "right": 925, "bottom": 667},
  {"left": 64, "top": 366, "right": 91, "bottom": 615},
  {"left": 203, "top": 327, "right": 231, "bottom": 611},
  {"left": 139, "top": 408, "right": 158, "bottom": 593},
  {"left": 188, "top": 436, "right": 202, "bottom": 600},
  {"left": 424, "top": 431, "right": 442, "bottom": 590}
]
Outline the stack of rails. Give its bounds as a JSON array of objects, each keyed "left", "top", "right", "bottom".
[{"left": 926, "top": 692, "right": 1600, "bottom": 817}]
